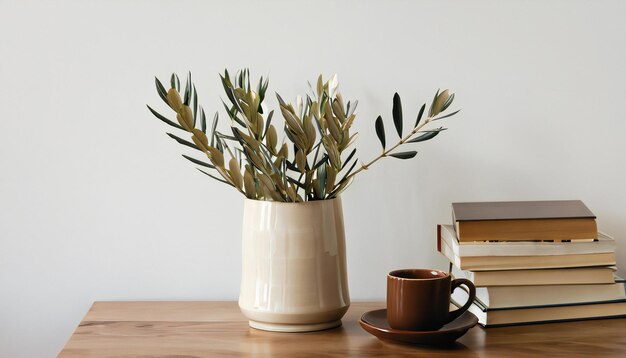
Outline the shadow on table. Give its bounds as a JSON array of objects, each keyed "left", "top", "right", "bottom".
[{"left": 245, "top": 324, "right": 478, "bottom": 356}]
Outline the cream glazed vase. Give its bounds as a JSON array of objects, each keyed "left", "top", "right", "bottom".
[{"left": 239, "top": 196, "right": 350, "bottom": 332}]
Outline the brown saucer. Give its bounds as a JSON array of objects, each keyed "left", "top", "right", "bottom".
[{"left": 359, "top": 309, "right": 478, "bottom": 345}]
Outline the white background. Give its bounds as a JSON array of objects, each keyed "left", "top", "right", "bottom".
[{"left": 1, "top": 0, "right": 625, "bottom": 356}]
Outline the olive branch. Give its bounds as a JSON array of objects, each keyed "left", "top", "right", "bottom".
[{"left": 147, "top": 70, "right": 459, "bottom": 202}]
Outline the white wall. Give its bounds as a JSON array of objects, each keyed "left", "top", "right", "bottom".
[{"left": 1, "top": 0, "right": 625, "bottom": 356}]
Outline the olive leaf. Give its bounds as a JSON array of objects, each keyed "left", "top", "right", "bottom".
[
  {"left": 197, "top": 168, "right": 232, "bottom": 186},
  {"left": 166, "top": 132, "right": 200, "bottom": 150},
  {"left": 167, "top": 88, "right": 183, "bottom": 111},
  {"left": 441, "top": 93, "right": 455, "bottom": 112},
  {"left": 317, "top": 75, "right": 323, "bottom": 98},
  {"left": 147, "top": 105, "right": 184, "bottom": 130},
  {"left": 325, "top": 164, "right": 336, "bottom": 194},
  {"left": 215, "top": 136, "right": 223, "bottom": 152},
  {"left": 311, "top": 154, "right": 329, "bottom": 171},
  {"left": 330, "top": 176, "right": 353, "bottom": 197},
  {"left": 183, "top": 72, "right": 192, "bottom": 106},
  {"left": 295, "top": 149, "right": 306, "bottom": 173},
  {"left": 317, "top": 164, "right": 327, "bottom": 198},
  {"left": 262, "top": 110, "right": 274, "bottom": 139},
  {"left": 220, "top": 74, "right": 238, "bottom": 107},
  {"left": 415, "top": 103, "right": 426, "bottom": 128},
  {"left": 428, "top": 89, "right": 440, "bottom": 117},
  {"left": 266, "top": 125, "right": 278, "bottom": 154},
  {"left": 182, "top": 154, "right": 215, "bottom": 168},
  {"left": 243, "top": 168, "right": 256, "bottom": 198},
  {"left": 347, "top": 99, "right": 358, "bottom": 118},
  {"left": 392, "top": 93, "right": 403, "bottom": 137},
  {"left": 193, "top": 84, "right": 199, "bottom": 119},
  {"left": 229, "top": 158, "right": 243, "bottom": 190},
  {"left": 375, "top": 115, "right": 386, "bottom": 149},
  {"left": 429, "top": 89, "right": 450, "bottom": 117},
  {"left": 191, "top": 129, "right": 209, "bottom": 152},
  {"left": 389, "top": 151, "right": 417, "bottom": 159},
  {"left": 336, "top": 158, "right": 358, "bottom": 189},
  {"left": 406, "top": 129, "right": 446, "bottom": 143},
  {"left": 207, "top": 146, "right": 225, "bottom": 167},
  {"left": 433, "top": 110, "right": 460, "bottom": 121},
  {"left": 341, "top": 148, "right": 356, "bottom": 170},
  {"left": 170, "top": 73, "right": 176, "bottom": 90},
  {"left": 176, "top": 106, "right": 194, "bottom": 131},
  {"left": 200, "top": 107, "right": 207, "bottom": 133},
  {"left": 210, "top": 112, "right": 219, "bottom": 146},
  {"left": 155, "top": 77, "right": 169, "bottom": 107}
]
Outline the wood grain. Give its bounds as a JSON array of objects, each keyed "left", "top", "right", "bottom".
[{"left": 59, "top": 301, "right": 626, "bottom": 357}]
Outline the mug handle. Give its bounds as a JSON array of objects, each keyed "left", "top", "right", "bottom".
[{"left": 448, "top": 278, "right": 476, "bottom": 322}]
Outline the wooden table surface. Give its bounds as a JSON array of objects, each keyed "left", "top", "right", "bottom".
[{"left": 59, "top": 301, "right": 626, "bottom": 357}]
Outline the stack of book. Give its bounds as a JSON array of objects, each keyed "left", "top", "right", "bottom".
[{"left": 438, "top": 200, "right": 626, "bottom": 327}]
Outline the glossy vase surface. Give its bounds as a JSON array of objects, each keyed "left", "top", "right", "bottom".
[{"left": 239, "top": 197, "right": 350, "bottom": 332}]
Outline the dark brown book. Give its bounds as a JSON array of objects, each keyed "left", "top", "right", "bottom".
[{"left": 452, "top": 200, "right": 597, "bottom": 242}]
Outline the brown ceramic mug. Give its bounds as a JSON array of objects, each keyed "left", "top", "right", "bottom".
[{"left": 387, "top": 269, "right": 476, "bottom": 331}]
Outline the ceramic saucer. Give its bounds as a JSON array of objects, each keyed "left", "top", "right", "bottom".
[{"left": 359, "top": 309, "right": 478, "bottom": 345}]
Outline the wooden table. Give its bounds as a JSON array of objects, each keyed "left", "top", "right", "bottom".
[{"left": 59, "top": 301, "right": 626, "bottom": 357}]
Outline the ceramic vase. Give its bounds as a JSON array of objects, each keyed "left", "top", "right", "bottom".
[{"left": 238, "top": 197, "right": 350, "bottom": 332}]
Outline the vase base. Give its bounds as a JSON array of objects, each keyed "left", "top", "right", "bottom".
[{"left": 248, "top": 319, "right": 342, "bottom": 332}]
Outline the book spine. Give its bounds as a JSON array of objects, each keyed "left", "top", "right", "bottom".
[{"left": 480, "top": 314, "right": 626, "bottom": 328}]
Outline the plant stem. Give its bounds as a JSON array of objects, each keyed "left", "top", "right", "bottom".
[{"left": 344, "top": 116, "right": 434, "bottom": 181}]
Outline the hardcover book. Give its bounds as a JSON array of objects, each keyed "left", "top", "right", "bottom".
[
  {"left": 452, "top": 265, "right": 616, "bottom": 286},
  {"left": 438, "top": 233, "right": 616, "bottom": 271},
  {"left": 452, "top": 200, "right": 597, "bottom": 242},
  {"left": 451, "top": 268, "right": 625, "bottom": 307},
  {"left": 461, "top": 299, "right": 626, "bottom": 327},
  {"left": 438, "top": 224, "right": 615, "bottom": 257},
  {"left": 451, "top": 279, "right": 626, "bottom": 327}
]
